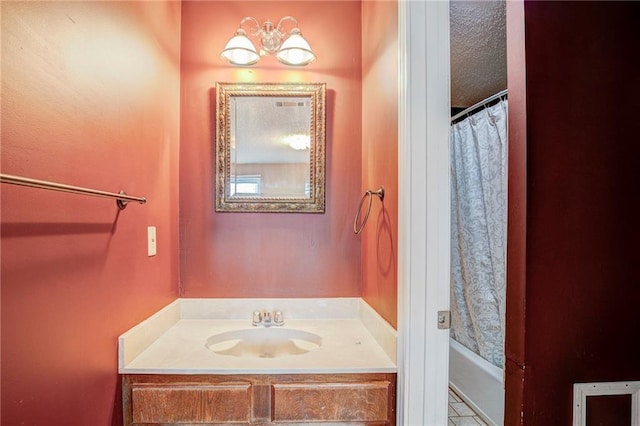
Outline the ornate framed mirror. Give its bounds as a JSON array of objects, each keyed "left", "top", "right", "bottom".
[{"left": 215, "top": 82, "right": 326, "bottom": 213}]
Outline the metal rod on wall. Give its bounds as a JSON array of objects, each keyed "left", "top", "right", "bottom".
[
  {"left": 451, "top": 89, "right": 508, "bottom": 123},
  {"left": 0, "top": 173, "right": 147, "bottom": 210}
]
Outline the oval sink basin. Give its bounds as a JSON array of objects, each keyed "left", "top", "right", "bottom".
[{"left": 205, "top": 328, "right": 322, "bottom": 359}]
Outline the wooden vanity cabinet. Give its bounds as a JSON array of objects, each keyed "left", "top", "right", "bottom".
[{"left": 123, "top": 373, "right": 396, "bottom": 425}]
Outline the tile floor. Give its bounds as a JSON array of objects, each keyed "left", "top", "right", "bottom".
[{"left": 448, "top": 388, "right": 489, "bottom": 425}]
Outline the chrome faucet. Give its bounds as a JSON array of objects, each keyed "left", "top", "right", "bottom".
[
  {"left": 251, "top": 311, "right": 262, "bottom": 326},
  {"left": 252, "top": 310, "right": 284, "bottom": 327},
  {"left": 263, "top": 311, "right": 272, "bottom": 325}
]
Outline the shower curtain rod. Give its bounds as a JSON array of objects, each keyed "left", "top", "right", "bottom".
[
  {"left": 451, "top": 89, "right": 508, "bottom": 123},
  {"left": 0, "top": 173, "right": 146, "bottom": 210}
]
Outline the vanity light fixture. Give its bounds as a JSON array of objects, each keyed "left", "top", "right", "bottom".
[{"left": 220, "top": 16, "right": 316, "bottom": 66}]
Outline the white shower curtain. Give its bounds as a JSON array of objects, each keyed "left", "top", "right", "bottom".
[{"left": 450, "top": 99, "right": 507, "bottom": 368}]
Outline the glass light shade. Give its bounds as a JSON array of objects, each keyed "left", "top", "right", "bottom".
[
  {"left": 220, "top": 29, "right": 260, "bottom": 66},
  {"left": 275, "top": 29, "right": 316, "bottom": 66}
]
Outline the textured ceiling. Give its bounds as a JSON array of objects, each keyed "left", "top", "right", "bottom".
[{"left": 450, "top": 0, "right": 507, "bottom": 109}]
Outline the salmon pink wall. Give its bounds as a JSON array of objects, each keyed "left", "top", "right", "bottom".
[
  {"left": 180, "top": 1, "right": 362, "bottom": 297},
  {"left": 1, "top": 2, "right": 181, "bottom": 424},
  {"left": 361, "top": 1, "right": 398, "bottom": 328}
]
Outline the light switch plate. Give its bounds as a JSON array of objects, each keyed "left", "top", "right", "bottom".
[{"left": 147, "top": 226, "right": 157, "bottom": 256}]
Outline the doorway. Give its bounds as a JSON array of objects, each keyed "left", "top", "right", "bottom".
[
  {"left": 397, "top": 1, "right": 512, "bottom": 424},
  {"left": 448, "top": 1, "right": 507, "bottom": 424}
]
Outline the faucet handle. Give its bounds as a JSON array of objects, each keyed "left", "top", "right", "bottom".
[
  {"left": 273, "top": 310, "right": 284, "bottom": 326},
  {"left": 252, "top": 311, "right": 262, "bottom": 326}
]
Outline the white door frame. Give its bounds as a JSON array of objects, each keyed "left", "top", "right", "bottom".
[{"left": 397, "top": 0, "right": 451, "bottom": 425}]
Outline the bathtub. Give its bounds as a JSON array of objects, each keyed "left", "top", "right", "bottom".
[{"left": 449, "top": 338, "right": 504, "bottom": 425}]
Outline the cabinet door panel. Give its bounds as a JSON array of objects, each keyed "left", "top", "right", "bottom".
[
  {"left": 131, "top": 383, "right": 250, "bottom": 424},
  {"left": 272, "top": 381, "right": 391, "bottom": 423}
]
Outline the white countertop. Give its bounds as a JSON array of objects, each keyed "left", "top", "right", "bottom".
[{"left": 119, "top": 298, "right": 397, "bottom": 375}]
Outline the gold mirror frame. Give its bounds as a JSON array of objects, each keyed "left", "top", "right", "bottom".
[{"left": 215, "top": 82, "right": 326, "bottom": 213}]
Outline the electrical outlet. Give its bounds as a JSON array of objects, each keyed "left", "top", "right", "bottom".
[{"left": 147, "top": 226, "right": 157, "bottom": 256}]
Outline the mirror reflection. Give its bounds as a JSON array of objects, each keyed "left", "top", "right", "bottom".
[
  {"left": 216, "top": 83, "right": 326, "bottom": 213},
  {"left": 230, "top": 96, "right": 311, "bottom": 198}
]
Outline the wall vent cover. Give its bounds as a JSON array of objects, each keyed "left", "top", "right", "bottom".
[{"left": 573, "top": 381, "right": 640, "bottom": 426}]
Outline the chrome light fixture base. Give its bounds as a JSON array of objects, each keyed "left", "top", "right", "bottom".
[{"left": 220, "top": 16, "right": 316, "bottom": 67}]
